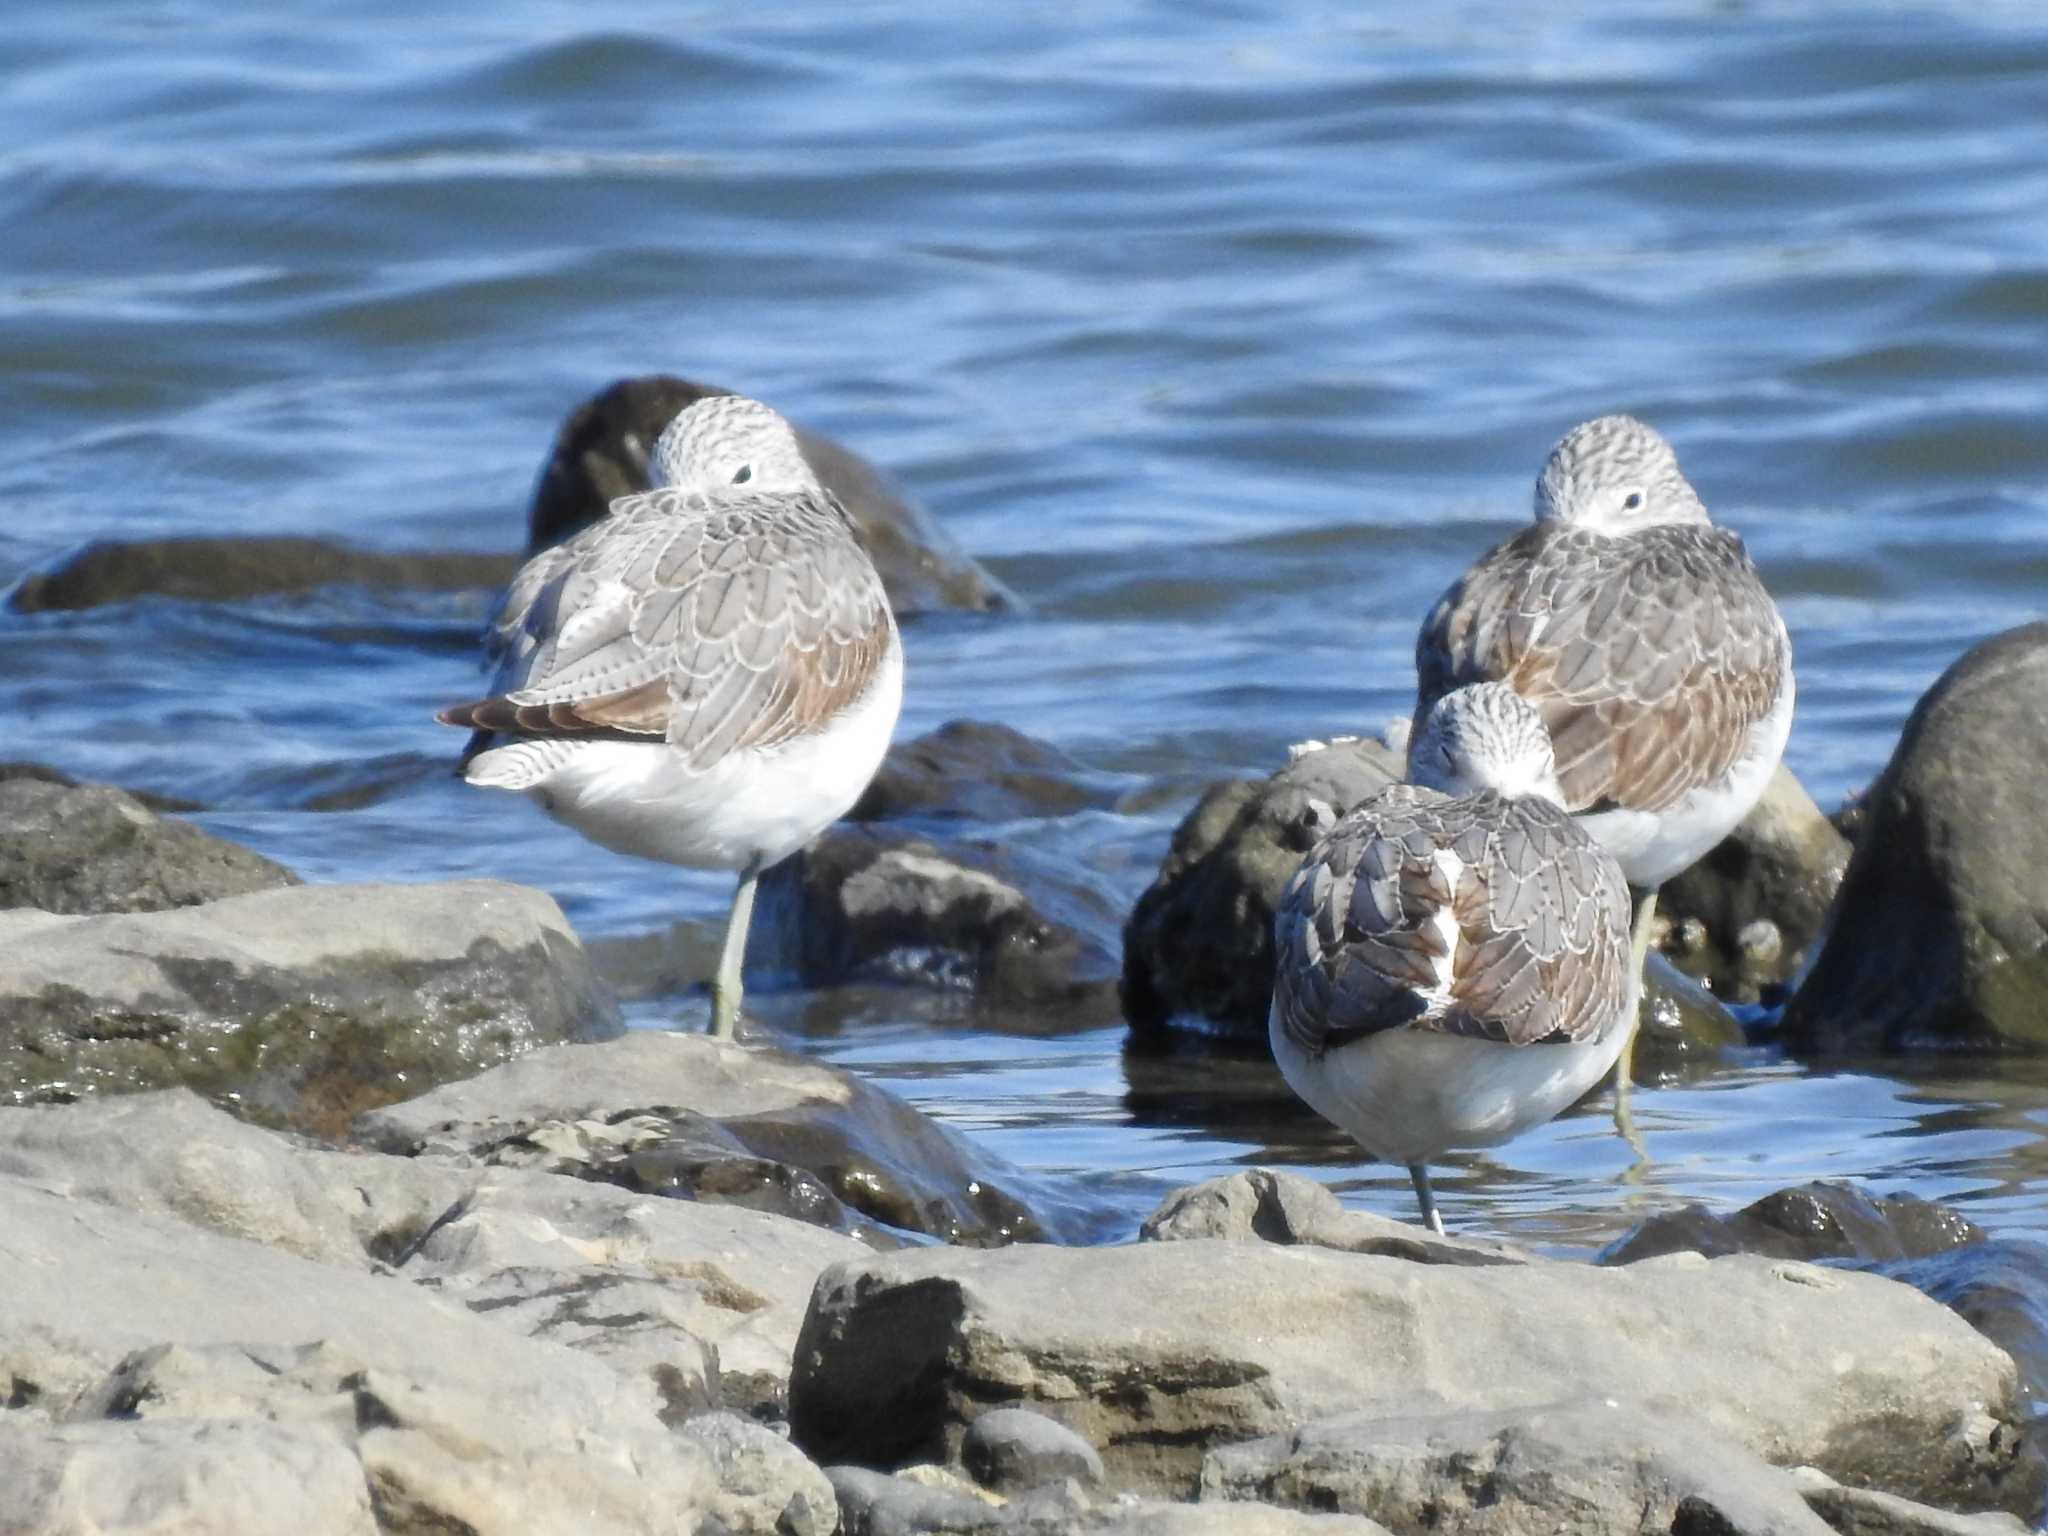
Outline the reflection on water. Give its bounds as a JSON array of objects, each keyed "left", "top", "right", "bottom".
[{"left": 5, "top": 2, "right": 2048, "bottom": 1251}]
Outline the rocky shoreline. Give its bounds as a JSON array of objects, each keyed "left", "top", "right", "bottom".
[{"left": 5, "top": 380, "right": 2048, "bottom": 1533}]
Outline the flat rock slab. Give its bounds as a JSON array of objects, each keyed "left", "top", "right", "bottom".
[
  {"left": 0, "top": 879, "right": 620, "bottom": 1137},
  {"left": 354, "top": 1031, "right": 1082, "bottom": 1245},
  {"left": 0, "top": 778, "right": 296, "bottom": 915},
  {"left": 788, "top": 1238, "right": 2039, "bottom": 1513},
  {"left": 1203, "top": 1397, "right": 1839, "bottom": 1536},
  {"left": 0, "top": 1177, "right": 711, "bottom": 1535}
]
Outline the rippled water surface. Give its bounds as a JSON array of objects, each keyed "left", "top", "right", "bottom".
[{"left": 7, "top": 2, "right": 2048, "bottom": 1249}]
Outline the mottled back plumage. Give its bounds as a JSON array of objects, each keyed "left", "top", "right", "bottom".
[
  {"left": 440, "top": 396, "right": 895, "bottom": 772},
  {"left": 1416, "top": 417, "right": 1788, "bottom": 817}
]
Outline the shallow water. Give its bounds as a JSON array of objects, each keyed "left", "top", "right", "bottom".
[{"left": 5, "top": 2, "right": 2048, "bottom": 1251}]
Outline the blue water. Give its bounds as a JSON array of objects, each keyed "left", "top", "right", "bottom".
[{"left": 5, "top": 1, "right": 2048, "bottom": 1247}]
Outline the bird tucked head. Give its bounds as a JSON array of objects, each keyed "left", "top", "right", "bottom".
[
  {"left": 1533, "top": 414, "right": 1709, "bottom": 535},
  {"left": 651, "top": 394, "right": 818, "bottom": 495},
  {"left": 1406, "top": 683, "right": 1565, "bottom": 806}
]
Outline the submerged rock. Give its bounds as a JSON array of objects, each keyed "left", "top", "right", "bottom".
[
  {"left": 353, "top": 1031, "right": 1068, "bottom": 1245},
  {"left": 1784, "top": 622, "right": 2048, "bottom": 1050},
  {"left": 8, "top": 535, "right": 515, "bottom": 612},
  {"left": 753, "top": 824, "right": 1120, "bottom": 1008},
  {"left": 527, "top": 373, "right": 1013, "bottom": 615},
  {"left": 1655, "top": 765, "right": 1851, "bottom": 1005},
  {"left": 1603, "top": 1181, "right": 1980, "bottom": 1267},
  {"left": 0, "top": 879, "right": 620, "bottom": 1137},
  {"left": 853, "top": 719, "right": 1122, "bottom": 824},
  {"left": 0, "top": 777, "right": 296, "bottom": 914},
  {"left": 788, "top": 1233, "right": 2038, "bottom": 1511}
]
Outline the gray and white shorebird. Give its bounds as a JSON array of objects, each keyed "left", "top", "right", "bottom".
[
  {"left": 1415, "top": 415, "right": 1793, "bottom": 1100},
  {"left": 1271, "top": 683, "right": 1636, "bottom": 1234},
  {"left": 438, "top": 394, "right": 904, "bottom": 1037}
]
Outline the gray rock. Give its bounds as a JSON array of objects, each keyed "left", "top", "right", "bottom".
[
  {"left": 0, "top": 778, "right": 296, "bottom": 915},
  {"left": 0, "top": 1416, "right": 379, "bottom": 1536},
  {"left": 681, "top": 1412, "right": 838, "bottom": 1536},
  {"left": 787, "top": 1238, "right": 2039, "bottom": 1511},
  {"left": 1084, "top": 1508, "right": 1389, "bottom": 1536},
  {"left": 1118, "top": 738, "right": 1744, "bottom": 1059},
  {"left": 1785, "top": 623, "right": 2048, "bottom": 1049},
  {"left": 962, "top": 1407, "right": 1105, "bottom": 1493},
  {"left": 0, "top": 879, "right": 621, "bottom": 1136},
  {"left": 353, "top": 1031, "right": 1071, "bottom": 1245},
  {"left": 852, "top": 720, "right": 1121, "bottom": 823},
  {"left": 828, "top": 1463, "right": 1007, "bottom": 1535},
  {"left": 753, "top": 825, "right": 1120, "bottom": 1008},
  {"left": 7, "top": 534, "right": 517, "bottom": 612},
  {"left": 1140, "top": 1168, "right": 1527, "bottom": 1267},
  {"left": 1200, "top": 1397, "right": 1834, "bottom": 1535},
  {"left": 0, "top": 1090, "right": 370, "bottom": 1267},
  {"left": 1604, "top": 1182, "right": 1980, "bottom": 1267},
  {"left": 1884, "top": 1240, "right": 2048, "bottom": 1426},
  {"left": 1788, "top": 1468, "right": 2034, "bottom": 1535},
  {"left": 526, "top": 373, "right": 1013, "bottom": 616},
  {"left": 0, "top": 1177, "right": 714, "bottom": 1534},
  {"left": 1656, "top": 766, "right": 1851, "bottom": 1004}
]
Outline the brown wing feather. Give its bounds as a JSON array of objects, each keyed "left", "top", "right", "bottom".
[
  {"left": 1416, "top": 523, "right": 1787, "bottom": 814},
  {"left": 1273, "top": 788, "right": 1632, "bottom": 1058}
]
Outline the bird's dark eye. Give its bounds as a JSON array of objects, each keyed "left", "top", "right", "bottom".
[
  {"left": 731, "top": 465, "right": 753, "bottom": 485},
  {"left": 1622, "top": 491, "right": 1643, "bottom": 510}
]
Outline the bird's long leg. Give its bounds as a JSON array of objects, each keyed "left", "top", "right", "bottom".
[
  {"left": 1407, "top": 1162, "right": 1446, "bottom": 1236},
  {"left": 708, "top": 855, "right": 767, "bottom": 1039},
  {"left": 1612, "top": 886, "right": 1659, "bottom": 1147}
]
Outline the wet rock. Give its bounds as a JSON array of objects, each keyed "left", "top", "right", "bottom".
[
  {"left": 8, "top": 535, "right": 516, "bottom": 612},
  {"left": 0, "top": 777, "right": 296, "bottom": 915},
  {"left": 1120, "top": 739, "right": 1747, "bottom": 1059},
  {"left": 1657, "top": 766, "right": 1852, "bottom": 1004},
  {"left": 1885, "top": 1240, "right": 2048, "bottom": 1417},
  {"left": 353, "top": 1031, "right": 1068, "bottom": 1245},
  {"left": 1200, "top": 1398, "right": 1833, "bottom": 1535},
  {"left": 787, "top": 1238, "right": 2038, "bottom": 1510},
  {"left": 853, "top": 719, "right": 1120, "bottom": 823},
  {"left": 0, "top": 1417, "right": 380, "bottom": 1536},
  {"left": 0, "top": 879, "right": 620, "bottom": 1137},
  {"left": 1603, "top": 1181, "right": 1981, "bottom": 1267},
  {"left": 753, "top": 825, "right": 1120, "bottom": 1008},
  {"left": 0, "top": 1178, "right": 714, "bottom": 1534},
  {"left": 1784, "top": 623, "right": 2048, "bottom": 1050},
  {"left": 1789, "top": 1468, "right": 2034, "bottom": 1536},
  {"left": 1140, "top": 1168, "right": 1528, "bottom": 1267},
  {"left": 527, "top": 373, "right": 1013, "bottom": 615},
  {"left": 962, "top": 1407, "right": 1106, "bottom": 1493},
  {"left": 1121, "top": 738, "right": 1401, "bottom": 1040},
  {"left": 681, "top": 1411, "right": 839, "bottom": 1536}
]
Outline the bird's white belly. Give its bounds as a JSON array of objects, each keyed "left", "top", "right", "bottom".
[
  {"left": 1579, "top": 657, "right": 1796, "bottom": 889},
  {"left": 465, "top": 636, "right": 904, "bottom": 873},
  {"left": 1269, "top": 999, "right": 1633, "bottom": 1167}
]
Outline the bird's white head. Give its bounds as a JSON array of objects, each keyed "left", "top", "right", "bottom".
[
  {"left": 1533, "top": 414, "right": 1708, "bottom": 535},
  {"left": 1406, "top": 683, "right": 1565, "bottom": 806},
  {"left": 651, "top": 394, "right": 818, "bottom": 494}
]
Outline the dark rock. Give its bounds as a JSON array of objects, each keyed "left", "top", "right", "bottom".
[
  {"left": 527, "top": 374, "right": 1013, "bottom": 615},
  {"left": 752, "top": 824, "right": 1120, "bottom": 1009},
  {"left": 0, "top": 778, "right": 296, "bottom": 914},
  {"left": 0, "top": 760, "right": 201, "bottom": 813},
  {"left": 1784, "top": 623, "right": 2048, "bottom": 1050},
  {"left": 787, "top": 1237, "right": 2037, "bottom": 1509},
  {"left": 0, "top": 879, "right": 621, "bottom": 1138},
  {"left": 1602, "top": 1182, "right": 1981, "bottom": 1267},
  {"left": 1140, "top": 1168, "right": 1528, "bottom": 1267},
  {"left": 826, "top": 1464, "right": 1007, "bottom": 1536},
  {"left": 1120, "top": 738, "right": 1747, "bottom": 1059},
  {"left": 1200, "top": 1398, "right": 1835, "bottom": 1536},
  {"left": 1657, "top": 766, "right": 1852, "bottom": 1005},
  {"left": 352, "top": 1032, "right": 1073, "bottom": 1246},
  {"left": 852, "top": 720, "right": 1120, "bottom": 824},
  {"left": 8, "top": 535, "right": 516, "bottom": 613},
  {"left": 962, "top": 1407, "right": 1105, "bottom": 1493},
  {"left": 1121, "top": 738, "right": 1400, "bottom": 1040}
]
